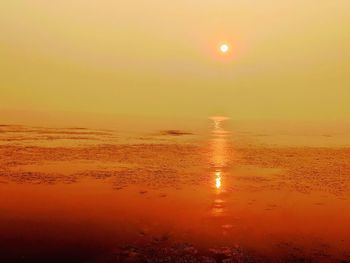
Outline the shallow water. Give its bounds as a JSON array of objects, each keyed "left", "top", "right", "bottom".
[{"left": 0, "top": 120, "right": 350, "bottom": 262}]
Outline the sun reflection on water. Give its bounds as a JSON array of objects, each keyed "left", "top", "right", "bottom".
[
  {"left": 210, "top": 116, "right": 230, "bottom": 190},
  {"left": 209, "top": 116, "right": 231, "bottom": 217},
  {"left": 215, "top": 171, "right": 221, "bottom": 189}
]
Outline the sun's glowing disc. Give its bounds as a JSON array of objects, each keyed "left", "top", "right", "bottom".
[{"left": 220, "top": 44, "right": 229, "bottom": 53}]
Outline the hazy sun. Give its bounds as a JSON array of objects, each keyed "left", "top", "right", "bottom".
[{"left": 219, "top": 44, "right": 229, "bottom": 54}]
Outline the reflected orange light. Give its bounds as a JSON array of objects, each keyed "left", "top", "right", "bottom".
[
  {"left": 215, "top": 170, "right": 222, "bottom": 189},
  {"left": 215, "top": 175, "right": 221, "bottom": 189},
  {"left": 210, "top": 116, "right": 230, "bottom": 191}
]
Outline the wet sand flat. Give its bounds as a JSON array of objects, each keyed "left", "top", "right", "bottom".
[{"left": 0, "top": 123, "right": 350, "bottom": 262}]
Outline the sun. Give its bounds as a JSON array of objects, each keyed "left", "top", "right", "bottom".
[{"left": 219, "top": 43, "right": 229, "bottom": 54}]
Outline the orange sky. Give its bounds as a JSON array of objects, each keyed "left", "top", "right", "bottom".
[{"left": 1, "top": 0, "right": 350, "bottom": 121}]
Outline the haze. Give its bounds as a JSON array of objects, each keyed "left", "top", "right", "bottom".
[{"left": 1, "top": 0, "right": 350, "bottom": 121}]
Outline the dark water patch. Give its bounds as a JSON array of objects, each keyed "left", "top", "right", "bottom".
[
  {"left": 100, "top": 239, "right": 259, "bottom": 263},
  {"left": 160, "top": 130, "right": 194, "bottom": 136},
  {"left": 0, "top": 171, "right": 78, "bottom": 185},
  {"left": 64, "top": 127, "right": 89, "bottom": 130}
]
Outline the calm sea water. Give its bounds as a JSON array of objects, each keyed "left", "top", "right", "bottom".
[{"left": 0, "top": 119, "right": 350, "bottom": 262}]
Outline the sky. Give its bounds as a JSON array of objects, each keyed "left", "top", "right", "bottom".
[{"left": 1, "top": 0, "right": 350, "bottom": 122}]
